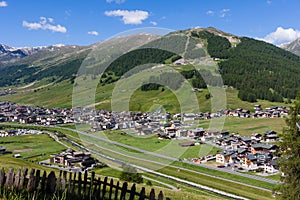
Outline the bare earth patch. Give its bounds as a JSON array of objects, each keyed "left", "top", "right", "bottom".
[{"left": 11, "top": 148, "right": 33, "bottom": 153}]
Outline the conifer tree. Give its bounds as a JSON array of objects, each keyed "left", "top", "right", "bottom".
[{"left": 277, "top": 93, "right": 300, "bottom": 199}]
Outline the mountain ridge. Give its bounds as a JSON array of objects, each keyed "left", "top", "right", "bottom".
[{"left": 280, "top": 37, "right": 300, "bottom": 56}]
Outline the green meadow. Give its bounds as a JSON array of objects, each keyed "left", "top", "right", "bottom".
[{"left": 0, "top": 133, "right": 66, "bottom": 161}]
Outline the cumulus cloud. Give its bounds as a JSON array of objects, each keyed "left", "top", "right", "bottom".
[
  {"left": 0, "top": 1, "right": 7, "bottom": 7},
  {"left": 88, "top": 31, "right": 99, "bottom": 36},
  {"left": 150, "top": 21, "right": 157, "bottom": 26},
  {"left": 261, "top": 27, "right": 300, "bottom": 44},
  {"left": 105, "top": 10, "right": 149, "bottom": 25},
  {"left": 220, "top": 9, "right": 230, "bottom": 18},
  {"left": 22, "top": 17, "right": 67, "bottom": 33},
  {"left": 206, "top": 10, "right": 215, "bottom": 16},
  {"left": 106, "top": 0, "right": 125, "bottom": 4}
]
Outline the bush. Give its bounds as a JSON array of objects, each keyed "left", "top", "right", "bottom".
[{"left": 120, "top": 164, "right": 143, "bottom": 184}]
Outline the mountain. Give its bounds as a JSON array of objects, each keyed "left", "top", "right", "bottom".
[
  {"left": 280, "top": 38, "right": 300, "bottom": 56},
  {"left": 0, "top": 44, "right": 28, "bottom": 64},
  {"left": 100, "top": 27, "right": 300, "bottom": 102},
  {"left": 0, "top": 44, "right": 85, "bottom": 66},
  {"left": 0, "top": 27, "right": 299, "bottom": 111}
]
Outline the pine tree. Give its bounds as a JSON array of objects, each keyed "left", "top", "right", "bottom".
[{"left": 277, "top": 93, "right": 300, "bottom": 199}]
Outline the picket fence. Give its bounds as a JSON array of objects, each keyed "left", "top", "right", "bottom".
[{"left": 0, "top": 168, "right": 170, "bottom": 200}]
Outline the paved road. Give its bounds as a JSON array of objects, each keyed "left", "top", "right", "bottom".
[{"left": 142, "top": 176, "right": 180, "bottom": 191}]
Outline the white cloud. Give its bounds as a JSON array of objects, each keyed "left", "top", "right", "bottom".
[
  {"left": 150, "top": 21, "right": 157, "bottom": 26},
  {"left": 261, "top": 27, "right": 300, "bottom": 44},
  {"left": 48, "top": 18, "right": 54, "bottom": 23},
  {"left": 220, "top": 8, "right": 230, "bottom": 18},
  {"left": 206, "top": 10, "right": 215, "bottom": 16},
  {"left": 106, "top": 0, "right": 125, "bottom": 4},
  {"left": 267, "top": 0, "right": 272, "bottom": 5},
  {"left": 0, "top": 1, "right": 7, "bottom": 7},
  {"left": 88, "top": 31, "right": 99, "bottom": 36},
  {"left": 22, "top": 17, "right": 67, "bottom": 33},
  {"left": 105, "top": 10, "right": 149, "bottom": 25}
]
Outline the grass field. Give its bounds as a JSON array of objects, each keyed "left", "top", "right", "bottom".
[
  {"left": 0, "top": 75, "right": 291, "bottom": 114},
  {"left": 196, "top": 117, "right": 286, "bottom": 136},
  {"left": 103, "top": 131, "right": 221, "bottom": 159},
  {"left": 0, "top": 156, "right": 61, "bottom": 173},
  {"left": 92, "top": 166, "right": 230, "bottom": 200},
  {"left": 0, "top": 133, "right": 66, "bottom": 161}
]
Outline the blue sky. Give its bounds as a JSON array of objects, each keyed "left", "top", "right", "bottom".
[{"left": 1, "top": 0, "right": 300, "bottom": 47}]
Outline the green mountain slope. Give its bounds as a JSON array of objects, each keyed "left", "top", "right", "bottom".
[{"left": 0, "top": 27, "right": 298, "bottom": 111}]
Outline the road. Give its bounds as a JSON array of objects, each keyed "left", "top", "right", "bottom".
[{"left": 142, "top": 176, "right": 180, "bottom": 191}]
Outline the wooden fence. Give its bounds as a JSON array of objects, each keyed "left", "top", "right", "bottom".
[{"left": 0, "top": 168, "right": 170, "bottom": 200}]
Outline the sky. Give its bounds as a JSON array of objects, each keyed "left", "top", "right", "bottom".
[{"left": 1, "top": 0, "right": 300, "bottom": 47}]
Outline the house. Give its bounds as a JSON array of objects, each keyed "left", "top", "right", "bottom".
[
  {"left": 50, "top": 150, "right": 97, "bottom": 168},
  {"left": 14, "top": 154, "right": 21, "bottom": 158},
  {"left": 264, "top": 159, "right": 279, "bottom": 173},
  {"left": 216, "top": 150, "right": 236, "bottom": 164},
  {"left": 242, "top": 154, "right": 258, "bottom": 169},
  {"left": 264, "top": 130, "right": 278, "bottom": 142},
  {"left": 183, "top": 113, "right": 196, "bottom": 121},
  {"left": 250, "top": 143, "right": 277, "bottom": 154},
  {"left": 254, "top": 105, "right": 262, "bottom": 112},
  {"left": 251, "top": 133, "right": 262, "bottom": 142},
  {"left": 220, "top": 130, "right": 230, "bottom": 137},
  {"left": 239, "top": 136, "right": 252, "bottom": 145},
  {"left": 0, "top": 146, "right": 6, "bottom": 154},
  {"left": 190, "top": 128, "right": 205, "bottom": 137},
  {"left": 164, "top": 124, "right": 177, "bottom": 137}
]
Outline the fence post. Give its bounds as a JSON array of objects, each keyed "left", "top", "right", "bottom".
[
  {"left": 19, "top": 168, "right": 28, "bottom": 191},
  {"left": 46, "top": 171, "right": 56, "bottom": 193},
  {"left": 5, "top": 168, "right": 14, "bottom": 189},
  {"left": 35, "top": 170, "right": 41, "bottom": 189},
  {"left": 40, "top": 170, "right": 47, "bottom": 192},
  {"left": 89, "top": 171, "right": 95, "bottom": 199},
  {"left": 13, "top": 168, "right": 21, "bottom": 190},
  {"left": 77, "top": 171, "right": 82, "bottom": 198},
  {"left": 149, "top": 188, "right": 155, "bottom": 200},
  {"left": 108, "top": 178, "right": 114, "bottom": 200},
  {"left": 158, "top": 191, "right": 164, "bottom": 200},
  {"left": 0, "top": 168, "right": 5, "bottom": 187},
  {"left": 83, "top": 170, "right": 88, "bottom": 198},
  {"left": 138, "top": 187, "right": 146, "bottom": 200},
  {"left": 61, "top": 171, "right": 67, "bottom": 192},
  {"left": 129, "top": 184, "right": 136, "bottom": 200},
  {"left": 102, "top": 176, "right": 108, "bottom": 200},
  {"left": 55, "top": 170, "right": 62, "bottom": 192},
  {"left": 95, "top": 177, "right": 101, "bottom": 200},
  {"left": 120, "top": 182, "right": 128, "bottom": 200},
  {"left": 68, "top": 171, "right": 75, "bottom": 194},
  {"left": 114, "top": 181, "right": 120, "bottom": 200},
  {"left": 27, "top": 169, "right": 36, "bottom": 192}
]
